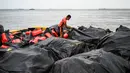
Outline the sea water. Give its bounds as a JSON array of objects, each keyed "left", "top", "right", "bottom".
[{"left": 0, "top": 9, "right": 130, "bottom": 31}]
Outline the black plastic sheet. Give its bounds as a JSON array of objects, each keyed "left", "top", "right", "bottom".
[
  {"left": 78, "top": 26, "right": 111, "bottom": 38},
  {"left": 37, "top": 37, "right": 89, "bottom": 61},
  {"left": 50, "top": 49, "right": 130, "bottom": 73},
  {"left": 97, "top": 25, "right": 130, "bottom": 60},
  {"left": 0, "top": 45, "right": 54, "bottom": 73},
  {"left": 68, "top": 26, "right": 109, "bottom": 45}
]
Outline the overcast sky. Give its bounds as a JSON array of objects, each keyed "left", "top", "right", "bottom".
[{"left": 0, "top": 0, "right": 130, "bottom": 9}]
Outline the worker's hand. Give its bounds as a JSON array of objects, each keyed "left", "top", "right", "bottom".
[
  {"left": 67, "top": 26, "right": 72, "bottom": 29},
  {"left": 67, "top": 26, "right": 73, "bottom": 32},
  {"left": 63, "top": 30, "right": 68, "bottom": 33}
]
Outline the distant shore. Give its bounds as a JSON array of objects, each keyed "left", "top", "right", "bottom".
[{"left": 0, "top": 8, "right": 130, "bottom": 11}]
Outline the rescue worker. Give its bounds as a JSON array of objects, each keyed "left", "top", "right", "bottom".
[{"left": 58, "top": 15, "right": 71, "bottom": 37}]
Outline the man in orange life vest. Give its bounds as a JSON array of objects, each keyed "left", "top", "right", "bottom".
[{"left": 58, "top": 15, "right": 71, "bottom": 37}]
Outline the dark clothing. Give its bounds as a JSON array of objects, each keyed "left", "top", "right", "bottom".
[
  {"left": 0, "top": 24, "right": 4, "bottom": 46},
  {"left": 49, "top": 25, "right": 60, "bottom": 36},
  {"left": 0, "top": 24, "right": 4, "bottom": 34},
  {"left": 49, "top": 25, "right": 67, "bottom": 36}
]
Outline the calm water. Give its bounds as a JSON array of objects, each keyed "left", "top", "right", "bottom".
[{"left": 0, "top": 9, "right": 130, "bottom": 31}]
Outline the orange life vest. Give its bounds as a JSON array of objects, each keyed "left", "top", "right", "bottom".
[
  {"left": 1, "top": 33, "right": 8, "bottom": 43},
  {"left": 39, "top": 36, "right": 46, "bottom": 41},
  {"left": 26, "top": 31, "right": 31, "bottom": 35},
  {"left": 51, "top": 29, "right": 58, "bottom": 37},
  {"left": 0, "top": 45, "right": 9, "bottom": 49},
  {"left": 45, "top": 32, "right": 52, "bottom": 38},
  {"left": 32, "top": 29, "right": 43, "bottom": 36},
  {"left": 58, "top": 17, "right": 67, "bottom": 27},
  {"left": 12, "top": 39, "right": 21, "bottom": 44}
]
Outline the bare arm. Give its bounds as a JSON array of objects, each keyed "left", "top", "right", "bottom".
[{"left": 65, "top": 24, "right": 72, "bottom": 29}]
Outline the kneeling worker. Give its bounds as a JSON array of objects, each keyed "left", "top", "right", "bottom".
[{"left": 58, "top": 15, "right": 71, "bottom": 37}]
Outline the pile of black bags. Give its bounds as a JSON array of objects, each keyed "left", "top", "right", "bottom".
[
  {"left": 50, "top": 49, "right": 130, "bottom": 73},
  {"left": 0, "top": 25, "right": 130, "bottom": 73},
  {"left": 97, "top": 25, "right": 130, "bottom": 60},
  {"left": 0, "top": 45, "right": 54, "bottom": 73}
]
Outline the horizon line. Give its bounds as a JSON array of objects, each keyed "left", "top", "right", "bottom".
[{"left": 0, "top": 8, "right": 130, "bottom": 10}]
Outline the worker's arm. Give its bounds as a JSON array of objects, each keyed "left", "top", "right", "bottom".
[{"left": 65, "top": 24, "right": 72, "bottom": 29}]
